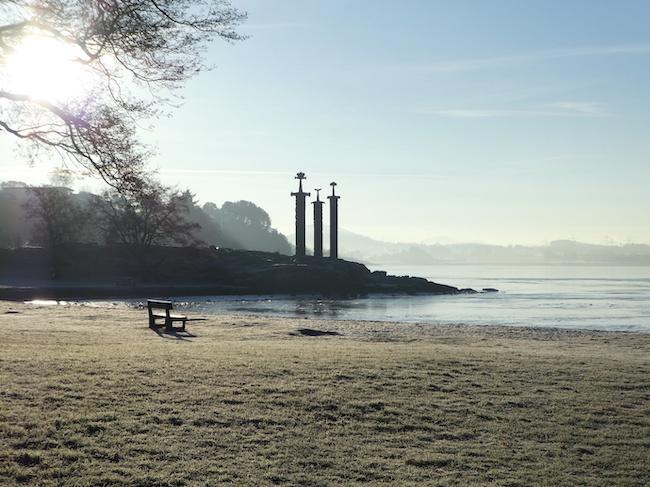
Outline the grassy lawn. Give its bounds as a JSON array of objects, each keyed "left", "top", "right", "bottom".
[{"left": 1, "top": 301, "right": 649, "bottom": 486}]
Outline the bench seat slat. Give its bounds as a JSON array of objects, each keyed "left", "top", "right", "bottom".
[{"left": 147, "top": 299, "right": 188, "bottom": 331}]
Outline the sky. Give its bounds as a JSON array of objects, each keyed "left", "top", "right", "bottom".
[{"left": 2, "top": 0, "right": 650, "bottom": 245}]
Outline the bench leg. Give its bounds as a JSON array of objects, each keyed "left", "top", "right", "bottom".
[{"left": 165, "top": 317, "right": 172, "bottom": 333}]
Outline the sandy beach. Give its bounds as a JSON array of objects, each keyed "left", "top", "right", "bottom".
[{"left": 1, "top": 300, "right": 649, "bottom": 486}]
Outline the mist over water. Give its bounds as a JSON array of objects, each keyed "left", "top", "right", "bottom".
[{"left": 117, "top": 265, "right": 650, "bottom": 332}]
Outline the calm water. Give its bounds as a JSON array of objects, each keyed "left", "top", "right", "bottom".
[{"left": 109, "top": 265, "right": 650, "bottom": 332}]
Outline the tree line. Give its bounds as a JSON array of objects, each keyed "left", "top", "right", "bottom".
[
  {"left": 0, "top": 180, "right": 291, "bottom": 259},
  {"left": 1, "top": 2, "right": 257, "bottom": 275}
]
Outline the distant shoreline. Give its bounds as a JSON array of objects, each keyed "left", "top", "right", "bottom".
[
  {"left": 0, "top": 284, "right": 251, "bottom": 302},
  {"left": 366, "top": 261, "right": 650, "bottom": 267},
  {"left": 0, "top": 282, "right": 466, "bottom": 302}
]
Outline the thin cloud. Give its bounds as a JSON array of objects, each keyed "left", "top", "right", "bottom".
[
  {"left": 160, "top": 168, "right": 450, "bottom": 179},
  {"left": 417, "top": 101, "right": 609, "bottom": 119},
  {"left": 160, "top": 169, "right": 289, "bottom": 176},
  {"left": 398, "top": 44, "right": 650, "bottom": 74},
  {"left": 243, "top": 22, "right": 307, "bottom": 30}
]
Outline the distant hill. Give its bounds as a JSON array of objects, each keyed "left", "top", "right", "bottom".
[
  {"left": 292, "top": 227, "right": 650, "bottom": 265},
  {"left": 289, "top": 227, "right": 404, "bottom": 262}
]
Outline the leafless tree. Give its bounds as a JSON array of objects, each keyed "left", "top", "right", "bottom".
[
  {"left": 23, "top": 168, "right": 88, "bottom": 248},
  {"left": 25, "top": 184, "right": 85, "bottom": 246},
  {"left": 96, "top": 181, "right": 201, "bottom": 276},
  {"left": 96, "top": 182, "right": 200, "bottom": 267},
  {"left": 0, "top": 1, "right": 246, "bottom": 192}
]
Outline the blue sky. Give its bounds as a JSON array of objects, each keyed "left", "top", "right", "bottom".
[{"left": 3, "top": 0, "right": 650, "bottom": 244}]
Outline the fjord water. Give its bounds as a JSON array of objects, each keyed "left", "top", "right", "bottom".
[{"left": 166, "top": 265, "right": 650, "bottom": 332}]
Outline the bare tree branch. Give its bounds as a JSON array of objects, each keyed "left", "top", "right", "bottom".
[{"left": 0, "top": 0, "right": 246, "bottom": 192}]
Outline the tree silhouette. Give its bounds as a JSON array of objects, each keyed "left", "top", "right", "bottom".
[
  {"left": 23, "top": 180, "right": 93, "bottom": 278},
  {"left": 97, "top": 183, "right": 199, "bottom": 248},
  {"left": 202, "top": 200, "right": 291, "bottom": 254},
  {"left": 0, "top": 1, "right": 246, "bottom": 192},
  {"left": 25, "top": 185, "right": 85, "bottom": 248},
  {"left": 221, "top": 200, "right": 272, "bottom": 229}
]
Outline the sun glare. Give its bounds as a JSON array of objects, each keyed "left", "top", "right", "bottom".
[{"left": 3, "top": 35, "right": 91, "bottom": 103}]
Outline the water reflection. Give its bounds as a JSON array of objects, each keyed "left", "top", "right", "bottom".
[
  {"left": 165, "top": 265, "right": 650, "bottom": 331},
  {"left": 52, "top": 265, "right": 650, "bottom": 332}
]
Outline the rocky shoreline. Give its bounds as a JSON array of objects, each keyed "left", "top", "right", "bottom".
[{"left": 0, "top": 245, "right": 495, "bottom": 300}]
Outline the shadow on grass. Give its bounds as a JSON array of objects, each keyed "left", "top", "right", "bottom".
[
  {"left": 149, "top": 326, "right": 197, "bottom": 341},
  {"left": 290, "top": 328, "right": 342, "bottom": 337}
]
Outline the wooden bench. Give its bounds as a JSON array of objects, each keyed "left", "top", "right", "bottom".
[{"left": 147, "top": 299, "right": 188, "bottom": 332}]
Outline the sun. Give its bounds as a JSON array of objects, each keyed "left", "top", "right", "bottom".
[{"left": 3, "top": 35, "right": 91, "bottom": 104}]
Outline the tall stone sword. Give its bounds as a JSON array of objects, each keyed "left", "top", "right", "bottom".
[
  {"left": 312, "top": 188, "right": 324, "bottom": 258},
  {"left": 291, "top": 172, "right": 310, "bottom": 258},
  {"left": 328, "top": 182, "right": 340, "bottom": 259}
]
